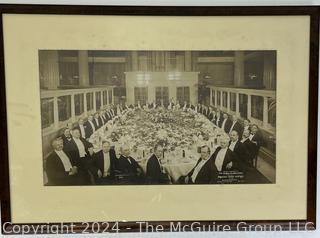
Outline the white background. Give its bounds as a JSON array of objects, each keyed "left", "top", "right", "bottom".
[{"left": 0, "top": 0, "right": 319, "bottom": 237}]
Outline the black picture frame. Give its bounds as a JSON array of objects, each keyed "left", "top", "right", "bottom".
[{"left": 0, "top": 4, "right": 318, "bottom": 234}]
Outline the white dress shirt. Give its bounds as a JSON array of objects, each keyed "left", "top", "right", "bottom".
[
  {"left": 229, "top": 140, "right": 237, "bottom": 151},
  {"left": 249, "top": 133, "right": 254, "bottom": 141},
  {"left": 55, "top": 150, "right": 73, "bottom": 172},
  {"left": 241, "top": 137, "right": 249, "bottom": 143},
  {"left": 221, "top": 119, "right": 227, "bottom": 131},
  {"left": 216, "top": 116, "right": 220, "bottom": 126},
  {"left": 191, "top": 159, "right": 207, "bottom": 183},
  {"left": 79, "top": 125, "right": 86, "bottom": 138},
  {"left": 229, "top": 121, "right": 237, "bottom": 133},
  {"left": 73, "top": 138, "right": 87, "bottom": 158},
  {"left": 94, "top": 118, "right": 100, "bottom": 127},
  {"left": 215, "top": 148, "right": 227, "bottom": 171},
  {"left": 88, "top": 120, "right": 95, "bottom": 132},
  {"left": 103, "top": 152, "right": 111, "bottom": 177},
  {"left": 100, "top": 116, "right": 105, "bottom": 124}
]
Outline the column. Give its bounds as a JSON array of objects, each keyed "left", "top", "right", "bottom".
[
  {"left": 78, "top": 50, "right": 90, "bottom": 87},
  {"left": 53, "top": 96, "right": 59, "bottom": 129},
  {"left": 220, "top": 91, "right": 223, "bottom": 109},
  {"left": 131, "top": 51, "right": 138, "bottom": 71},
  {"left": 209, "top": 89, "right": 212, "bottom": 106},
  {"left": 71, "top": 94, "right": 75, "bottom": 121},
  {"left": 227, "top": 92, "right": 230, "bottom": 112},
  {"left": 106, "top": 90, "right": 109, "bottom": 105},
  {"left": 148, "top": 86, "right": 155, "bottom": 103},
  {"left": 185, "top": 51, "right": 192, "bottom": 71},
  {"left": 111, "top": 88, "right": 114, "bottom": 104},
  {"left": 227, "top": 92, "right": 231, "bottom": 112},
  {"left": 165, "top": 52, "right": 170, "bottom": 71},
  {"left": 235, "top": 93, "right": 240, "bottom": 116},
  {"left": 100, "top": 90, "right": 103, "bottom": 108},
  {"left": 234, "top": 51, "right": 245, "bottom": 87},
  {"left": 214, "top": 90, "right": 217, "bottom": 107},
  {"left": 263, "top": 52, "right": 276, "bottom": 90},
  {"left": 39, "top": 51, "right": 59, "bottom": 90},
  {"left": 247, "top": 94, "right": 252, "bottom": 119},
  {"left": 83, "top": 92, "right": 87, "bottom": 115},
  {"left": 263, "top": 96, "right": 269, "bottom": 127},
  {"left": 93, "top": 91, "right": 96, "bottom": 112}
]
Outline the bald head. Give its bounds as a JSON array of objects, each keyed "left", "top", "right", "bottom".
[{"left": 229, "top": 130, "right": 239, "bottom": 142}]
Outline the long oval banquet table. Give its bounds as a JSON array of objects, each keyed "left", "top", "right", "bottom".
[{"left": 88, "top": 108, "right": 270, "bottom": 184}]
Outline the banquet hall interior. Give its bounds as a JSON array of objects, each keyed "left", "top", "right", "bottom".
[{"left": 39, "top": 50, "right": 276, "bottom": 185}]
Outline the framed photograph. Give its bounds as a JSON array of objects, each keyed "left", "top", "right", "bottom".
[{"left": 0, "top": 5, "right": 318, "bottom": 234}]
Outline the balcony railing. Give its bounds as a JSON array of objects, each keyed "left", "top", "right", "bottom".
[
  {"left": 208, "top": 86, "right": 276, "bottom": 133},
  {"left": 41, "top": 86, "right": 115, "bottom": 136}
]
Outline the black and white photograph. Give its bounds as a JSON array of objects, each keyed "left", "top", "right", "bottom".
[{"left": 40, "top": 50, "right": 276, "bottom": 186}]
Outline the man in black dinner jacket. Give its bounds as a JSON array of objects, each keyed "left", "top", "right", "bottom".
[
  {"left": 75, "top": 118, "right": 87, "bottom": 139},
  {"left": 93, "top": 112, "right": 103, "bottom": 129},
  {"left": 179, "top": 145, "right": 217, "bottom": 184},
  {"left": 146, "top": 145, "right": 170, "bottom": 184},
  {"left": 241, "top": 128, "right": 256, "bottom": 167},
  {"left": 211, "top": 135, "right": 235, "bottom": 173},
  {"left": 215, "top": 109, "right": 222, "bottom": 127},
  {"left": 92, "top": 141, "right": 118, "bottom": 185},
  {"left": 118, "top": 144, "right": 144, "bottom": 184},
  {"left": 220, "top": 113, "right": 232, "bottom": 133},
  {"left": 65, "top": 128, "right": 94, "bottom": 177},
  {"left": 46, "top": 138, "right": 88, "bottom": 186},
  {"left": 61, "top": 128, "right": 73, "bottom": 147},
  {"left": 249, "top": 124, "right": 265, "bottom": 167},
  {"left": 229, "top": 130, "right": 251, "bottom": 170},
  {"left": 84, "top": 115, "right": 96, "bottom": 138},
  {"left": 228, "top": 115, "right": 243, "bottom": 136}
]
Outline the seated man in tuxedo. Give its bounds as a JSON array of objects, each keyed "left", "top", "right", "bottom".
[
  {"left": 118, "top": 145, "right": 144, "bottom": 184},
  {"left": 146, "top": 145, "right": 170, "bottom": 184},
  {"left": 93, "top": 112, "right": 102, "bottom": 129},
  {"left": 109, "top": 104, "right": 116, "bottom": 117},
  {"left": 92, "top": 141, "right": 118, "bottom": 185},
  {"left": 241, "top": 118, "right": 251, "bottom": 137},
  {"left": 179, "top": 145, "right": 217, "bottom": 184},
  {"left": 195, "top": 103, "right": 202, "bottom": 113},
  {"left": 46, "top": 138, "right": 87, "bottom": 186},
  {"left": 182, "top": 101, "right": 188, "bottom": 111},
  {"left": 75, "top": 118, "right": 87, "bottom": 139},
  {"left": 99, "top": 110, "right": 108, "bottom": 125},
  {"left": 84, "top": 115, "right": 96, "bottom": 138},
  {"left": 66, "top": 122, "right": 74, "bottom": 130},
  {"left": 202, "top": 105, "right": 209, "bottom": 116},
  {"left": 104, "top": 107, "right": 113, "bottom": 121},
  {"left": 124, "top": 103, "right": 131, "bottom": 111},
  {"left": 221, "top": 113, "right": 232, "bottom": 133},
  {"left": 65, "top": 128, "right": 94, "bottom": 183},
  {"left": 249, "top": 124, "right": 265, "bottom": 167},
  {"left": 211, "top": 135, "right": 235, "bottom": 174},
  {"left": 215, "top": 109, "right": 222, "bottom": 127},
  {"left": 241, "top": 128, "right": 256, "bottom": 167},
  {"left": 229, "top": 130, "right": 251, "bottom": 169},
  {"left": 61, "top": 128, "right": 73, "bottom": 147},
  {"left": 228, "top": 115, "right": 243, "bottom": 136}
]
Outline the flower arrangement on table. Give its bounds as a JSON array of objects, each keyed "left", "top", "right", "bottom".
[{"left": 90, "top": 108, "right": 224, "bottom": 162}]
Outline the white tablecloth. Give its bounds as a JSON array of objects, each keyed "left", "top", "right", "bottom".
[{"left": 89, "top": 111, "right": 221, "bottom": 182}]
